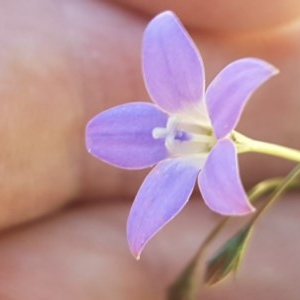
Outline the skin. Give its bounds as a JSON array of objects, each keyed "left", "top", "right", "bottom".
[{"left": 0, "top": 0, "right": 300, "bottom": 298}]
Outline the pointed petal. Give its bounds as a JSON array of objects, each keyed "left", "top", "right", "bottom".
[
  {"left": 206, "top": 58, "right": 278, "bottom": 139},
  {"left": 127, "top": 158, "right": 201, "bottom": 258},
  {"left": 198, "top": 139, "right": 255, "bottom": 216},
  {"left": 86, "top": 102, "right": 168, "bottom": 169},
  {"left": 143, "top": 11, "right": 206, "bottom": 116}
]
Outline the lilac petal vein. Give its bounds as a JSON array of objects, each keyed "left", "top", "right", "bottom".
[
  {"left": 143, "top": 11, "right": 205, "bottom": 115},
  {"left": 198, "top": 139, "right": 255, "bottom": 215},
  {"left": 85, "top": 102, "right": 168, "bottom": 169},
  {"left": 206, "top": 58, "right": 278, "bottom": 139},
  {"left": 127, "top": 158, "right": 200, "bottom": 258}
]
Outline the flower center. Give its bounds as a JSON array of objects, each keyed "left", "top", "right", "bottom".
[{"left": 152, "top": 116, "right": 216, "bottom": 157}]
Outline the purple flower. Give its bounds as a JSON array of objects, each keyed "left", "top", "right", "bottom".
[{"left": 85, "top": 11, "right": 278, "bottom": 258}]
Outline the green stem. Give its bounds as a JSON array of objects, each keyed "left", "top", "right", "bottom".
[
  {"left": 167, "top": 175, "right": 300, "bottom": 299},
  {"left": 233, "top": 131, "right": 300, "bottom": 163},
  {"left": 167, "top": 218, "right": 227, "bottom": 300},
  {"left": 250, "top": 164, "right": 300, "bottom": 223},
  {"left": 203, "top": 171, "right": 300, "bottom": 286},
  {"left": 247, "top": 177, "right": 300, "bottom": 202}
]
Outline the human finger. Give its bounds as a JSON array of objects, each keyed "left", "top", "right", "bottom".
[{"left": 0, "top": 197, "right": 298, "bottom": 299}]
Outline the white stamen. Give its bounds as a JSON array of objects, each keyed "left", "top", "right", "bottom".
[
  {"left": 152, "top": 115, "right": 216, "bottom": 156},
  {"left": 152, "top": 127, "right": 169, "bottom": 139}
]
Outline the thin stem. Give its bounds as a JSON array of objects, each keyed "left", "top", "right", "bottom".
[
  {"left": 233, "top": 131, "right": 300, "bottom": 163},
  {"left": 167, "top": 218, "right": 227, "bottom": 300},
  {"left": 167, "top": 175, "right": 300, "bottom": 299},
  {"left": 204, "top": 171, "right": 300, "bottom": 286},
  {"left": 247, "top": 177, "right": 300, "bottom": 202},
  {"left": 250, "top": 164, "right": 300, "bottom": 223}
]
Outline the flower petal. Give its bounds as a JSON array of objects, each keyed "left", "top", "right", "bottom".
[
  {"left": 206, "top": 58, "right": 278, "bottom": 139},
  {"left": 86, "top": 102, "right": 168, "bottom": 169},
  {"left": 198, "top": 139, "right": 255, "bottom": 215},
  {"left": 127, "top": 158, "right": 201, "bottom": 258},
  {"left": 143, "top": 11, "right": 205, "bottom": 116}
]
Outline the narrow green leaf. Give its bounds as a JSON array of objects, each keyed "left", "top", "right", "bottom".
[{"left": 205, "top": 224, "right": 252, "bottom": 286}]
